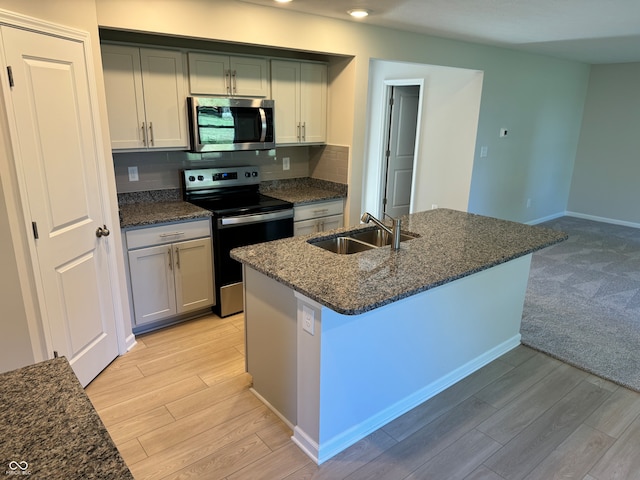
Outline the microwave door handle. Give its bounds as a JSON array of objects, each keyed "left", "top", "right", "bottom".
[{"left": 258, "top": 108, "right": 267, "bottom": 143}]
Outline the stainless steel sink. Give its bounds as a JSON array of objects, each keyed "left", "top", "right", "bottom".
[
  {"left": 308, "top": 227, "right": 419, "bottom": 254},
  {"left": 348, "top": 228, "right": 418, "bottom": 247},
  {"left": 310, "top": 236, "right": 377, "bottom": 254}
]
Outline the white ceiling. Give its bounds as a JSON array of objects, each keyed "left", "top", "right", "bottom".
[{"left": 239, "top": 0, "right": 640, "bottom": 64}]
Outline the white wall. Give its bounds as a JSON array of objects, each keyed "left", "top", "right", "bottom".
[
  {"left": 568, "top": 63, "right": 640, "bottom": 226},
  {"left": 363, "top": 60, "right": 484, "bottom": 215}
]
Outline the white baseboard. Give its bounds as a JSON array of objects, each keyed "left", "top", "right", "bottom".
[
  {"left": 525, "top": 212, "right": 565, "bottom": 225},
  {"left": 524, "top": 211, "right": 640, "bottom": 229},
  {"left": 249, "top": 387, "right": 295, "bottom": 430},
  {"left": 565, "top": 211, "right": 640, "bottom": 229},
  {"left": 125, "top": 334, "right": 137, "bottom": 352}
]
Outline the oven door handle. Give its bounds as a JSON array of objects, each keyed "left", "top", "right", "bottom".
[{"left": 219, "top": 209, "right": 293, "bottom": 227}]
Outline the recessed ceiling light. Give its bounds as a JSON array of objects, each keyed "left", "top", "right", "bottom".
[
  {"left": 275, "top": 0, "right": 292, "bottom": 3},
  {"left": 348, "top": 9, "right": 370, "bottom": 18}
]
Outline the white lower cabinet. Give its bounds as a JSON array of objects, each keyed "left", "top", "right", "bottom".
[
  {"left": 126, "top": 219, "right": 214, "bottom": 330},
  {"left": 293, "top": 199, "right": 344, "bottom": 236}
]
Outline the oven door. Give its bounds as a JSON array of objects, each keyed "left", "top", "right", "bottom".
[
  {"left": 213, "top": 209, "right": 293, "bottom": 317},
  {"left": 188, "top": 97, "right": 275, "bottom": 152}
]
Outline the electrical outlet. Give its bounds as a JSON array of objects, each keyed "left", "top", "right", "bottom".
[
  {"left": 283, "top": 157, "right": 290, "bottom": 171},
  {"left": 499, "top": 128, "right": 508, "bottom": 138},
  {"left": 480, "top": 146, "right": 488, "bottom": 158},
  {"left": 431, "top": 204, "right": 438, "bottom": 210},
  {"left": 302, "top": 305, "right": 315, "bottom": 335},
  {"left": 128, "top": 166, "right": 139, "bottom": 182},
  {"left": 526, "top": 198, "right": 532, "bottom": 208}
]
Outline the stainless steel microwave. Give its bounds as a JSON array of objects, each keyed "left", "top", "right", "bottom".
[{"left": 187, "top": 97, "right": 275, "bottom": 152}]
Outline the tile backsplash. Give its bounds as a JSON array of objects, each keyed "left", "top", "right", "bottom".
[{"left": 112, "top": 144, "right": 349, "bottom": 193}]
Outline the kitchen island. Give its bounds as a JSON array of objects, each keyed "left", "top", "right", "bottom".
[{"left": 231, "top": 209, "right": 566, "bottom": 464}]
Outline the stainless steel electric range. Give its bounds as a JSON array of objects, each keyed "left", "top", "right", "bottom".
[{"left": 182, "top": 166, "right": 293, "bottom": 317}]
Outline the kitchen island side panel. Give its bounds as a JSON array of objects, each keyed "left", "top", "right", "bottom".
[
  {"left": 244, "top": 266, "right": 298, "bottom": 426},
  {"left": 295, "top": 254, "right": 532, "bottom": 463}
]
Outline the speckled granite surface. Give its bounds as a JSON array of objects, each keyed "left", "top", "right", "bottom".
[
  {"left": 260, "top": 178, "right": 347, "bottom": 205},
  {"left": 119, "top": 201, "right": 211, "bottom": 229},
  {"left": 231, "top": 208, "right": 568, "bottom": 315},
  {"left": 118, "top": 179, "right": 345, "bottom": 228},
  {"left": 118, "top": 188, "right": 211, "bottom": 229},
  {"left": 0, "top": 358, "right": 133, "bottom": 479}
]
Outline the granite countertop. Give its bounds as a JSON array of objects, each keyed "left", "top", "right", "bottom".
[
  {"left": 119, "top": 201, "right": 211, "bottom": 229},
  {"left": 260, "top": 178, "right": 347, "bottom": 205},
  {"left": 117, "top": 179, "right": 346, "bottom": 228},
  {"left": 0, "top": 358, "right": 133, "bottom": 479},
  {"left": 231, "top": 208, "right": 567, "bottom": 315}
]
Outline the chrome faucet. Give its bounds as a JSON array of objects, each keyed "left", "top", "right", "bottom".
[{"left": 361, "top": 212, "right": 402, "bottom": 250}]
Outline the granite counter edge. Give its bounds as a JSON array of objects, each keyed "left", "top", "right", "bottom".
[{"left": 231, "top": 233, "right": 566, "bottom": 316}]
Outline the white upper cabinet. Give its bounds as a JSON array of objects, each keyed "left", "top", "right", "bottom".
[
  {"left": 188, "top": 52, "right": 269, "bottom": 97},
  {"left": 271, "top": 60, "right": 327, "bottom": 145},
  {"left": 101, "top": 44, "right": 188, "bottom": 150}
]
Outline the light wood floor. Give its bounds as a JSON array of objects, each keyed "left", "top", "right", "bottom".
[{"left": 85, "top": 313, "right": 640, "bottom": 480}]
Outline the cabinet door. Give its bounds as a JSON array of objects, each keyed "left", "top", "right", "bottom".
[
  {"left": 271, "top": 60, "right": 301, "bottom": 144},
  {"left": 188, "top": 52, "right": 230, "bottom": 95},
  {"left": 230, "top": 56, "right": 269, "bottom": 97},
  {"left": 320, "top": 214, "right": 344, "bottom": 232},
  {"left": 300, "top": 62, "right": 327, "bottom": 144},
  {"left": 128, "top": 245, "right": 176, "bottom": 325},
  {"left": 139, "top": 48, "right": 188, "bottom": 149},
  {"left": 293, "top": 218, "right": 320, "bottom": 236},
  {"left": 174, "top": 237, "right": 215, "bottom": 314},
  {"left": 101, "top": 44, "right": 146, "bottom": 149}
]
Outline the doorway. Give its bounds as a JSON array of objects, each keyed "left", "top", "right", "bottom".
[
  {"left": 361, "top": 60, "right": 483, "bottom": 219},
  {"left": 381, "top": 85, "right": 420, "bottom": 217}
]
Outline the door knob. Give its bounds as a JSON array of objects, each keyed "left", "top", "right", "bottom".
[{"left": 96, "top": 225, "right": 110, "bottom": 238}]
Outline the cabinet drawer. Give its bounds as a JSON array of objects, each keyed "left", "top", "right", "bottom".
[
  {"left": 126, "top": 219, "right": 211, "bottom": 249},
  {"left": 294, "top": 214, "right": 343, "bottom": 236},
  {"left": 294, "top": 199, "right": 343, "bottom": 222}
]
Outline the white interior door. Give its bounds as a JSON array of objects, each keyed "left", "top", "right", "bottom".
[
  {"left": 383, "top": 85, "right": 420, "bottom": 218},
  {"left": 1, "top": 26, "right": 119, "bottom": 386}
]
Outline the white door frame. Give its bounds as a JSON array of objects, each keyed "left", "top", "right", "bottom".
[
  {"left": 379, "top": 83, "right": 421, "bottom": 217},
  {"left": 371, "top": 78, "right": 424, "bottom": 219},
  {"left": 0, "top": 9, "right": 133, "bottom": 364}
]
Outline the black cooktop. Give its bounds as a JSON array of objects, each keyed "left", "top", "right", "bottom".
[
  {"left": 188, "top": 191, "right": 292, "bottom": 217},
  {"left": 182, "top": 166, "right": 292, "bottom": 217}
]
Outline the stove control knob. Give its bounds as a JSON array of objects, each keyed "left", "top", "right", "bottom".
[
  {"left": 197, "top": 175, "right": 204, "bottom": 181},
  {"left": 188, "top": 176, "right": 196, "bottom": 182},
  {"left": 245, "top": 172, "right": 251, "bottom": 178},
  {"left": 252, "top": 171, "right": 258, "bottom": 177}
]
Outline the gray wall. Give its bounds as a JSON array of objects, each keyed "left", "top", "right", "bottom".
[
  {"left": 0, "top": 181, "right": 34, "bottom": 371},
  {"left": 96, "top": 0, "right": 591, "bottom": 225},
  {"left": 568, "top": 63, "right": 640, "bottom": 225}
]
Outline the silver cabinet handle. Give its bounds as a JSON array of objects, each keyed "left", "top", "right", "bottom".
[
  {"left": 175, "top": 246, "right": 180, "bottom": 269},
  {"left": 158, "top": 231, "right": 185, "bottom": 238},
  {"left": 96, "top": 225, "right": 110, "bottom": 238},
  {"left": 167, "top": 247, "right": 172, "bottom": 270},
  {"left": 225, "top": 70, "right": 231, "bottom": 95},
  {"left": 312, "top": 208, "right": 329, "bottom": 215},
  {"left": 302, "top": 122, "right": 306, "bottom": 142},
  {"left": 141, "top": 122, "right": 148, "bottom": 147},
  {"left": 232, "top": 70, "right": 237, "bottom": 94},
  {"left": 297, "top": 123, "right": 301, "bottom": 142},
  {"left": 148, "top": 122, "right": 154, "bottom": 146}
]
